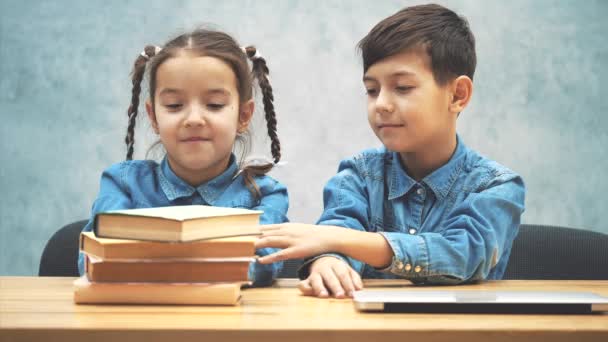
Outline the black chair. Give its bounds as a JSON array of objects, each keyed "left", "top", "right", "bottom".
[
  {"left": 503, "top": 224, "right": 608, "bottom": 280},
  {"left": 38, "top": 220, "right": 87, "bottom": 276}
]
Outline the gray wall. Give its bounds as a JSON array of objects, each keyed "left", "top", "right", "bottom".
[{"left": 1, "top": 0, "right": 606, "bottom": 276}]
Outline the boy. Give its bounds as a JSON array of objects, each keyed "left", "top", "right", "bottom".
[{"left": 256, "top": 4, "right": 525, "bottom": 298}]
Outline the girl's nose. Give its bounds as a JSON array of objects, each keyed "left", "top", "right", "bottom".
[{"left": 184, "top": 105, "right": 206, "bottom": 128}]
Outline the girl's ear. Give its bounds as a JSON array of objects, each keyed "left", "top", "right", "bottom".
[
  {"left": 146, "top": 100, "right": 159, "bottom": 134},
  {"left": 238, "top": 100, "right": 255, "bottom": 133}
]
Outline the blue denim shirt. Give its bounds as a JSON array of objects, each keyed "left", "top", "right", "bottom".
[
  {"left": 78, "top": 154, "right": 289, "bottom": 286},
  {"left": 301, "top": 136, "right": 525, "bottom": 285}
]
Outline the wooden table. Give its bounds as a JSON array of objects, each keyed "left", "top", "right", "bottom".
[{"left": 1, "top": 277, "right": 607, "bottom": 342}]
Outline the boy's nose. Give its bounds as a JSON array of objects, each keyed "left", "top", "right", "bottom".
[{"left": 375, "top": 91, "right": 395, "bottom": 115}]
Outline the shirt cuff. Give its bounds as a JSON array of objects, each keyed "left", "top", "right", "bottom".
[
  {"left": 296, "top": 253, "right": 349, "bottom": 279},
  {"left": 377, "top": 232, "right": 430, "bottom": 279}
]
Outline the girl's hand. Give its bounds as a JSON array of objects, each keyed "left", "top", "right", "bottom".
[
  {"left": 298, "top": 256, "right": 363, "bottom": 299},
  {"left": 255, "top": 223, "right": 342, "bottom": 264}
]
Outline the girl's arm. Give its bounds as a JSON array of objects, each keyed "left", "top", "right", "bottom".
[
  {"left": 78, "top": 162, "right": 135, "bottom": 275},
  {"left": 248, "top": 178, "right": 289, "bottom": 286}
]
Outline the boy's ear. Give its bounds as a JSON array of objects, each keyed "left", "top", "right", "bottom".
[
  {"left": 238, "top": 100, "right": 254, "bottom": 133},
  {"left": 145, "top": 100, "right": 159, "bottom": 134},
  {"left": 449, "top": 76, "right": 473, "bottom": 114}
]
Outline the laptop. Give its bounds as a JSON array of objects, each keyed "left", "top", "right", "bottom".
[{"left": 353, "top": 290, "right": 608, "bottom": 314}]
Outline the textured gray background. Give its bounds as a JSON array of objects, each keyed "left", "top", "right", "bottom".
[{"left": 1, "top": 0, "right": 606, "bottom": 275}]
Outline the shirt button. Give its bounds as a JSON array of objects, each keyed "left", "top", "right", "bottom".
[
  {"left": 409, "top": 228, "right": 417, "bottom": 235},
  {"left": 395, "top": 260, "right": 404, "bottom": 270},
  {"left": 416, "top": 188, "right": 425, "bottom": 196},
  {"left": 404, "top": 263, "right": 412, "bottom": 272},
  {"left": 414, "top": 265, "right": 422, "bottom": 273}
]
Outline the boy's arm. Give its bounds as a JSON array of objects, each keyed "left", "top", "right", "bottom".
[
  {"left": 378, "top": 173, "right": 525, "bottom": 284},
  {"left": 250, "top": 179, "right": 289, "bottom": 286},
  {"left": 298, "top": 159, "right": 379, "bottom": 278},
  {"left": 78, "top": 163, "right": 134, "bottom": 275}
]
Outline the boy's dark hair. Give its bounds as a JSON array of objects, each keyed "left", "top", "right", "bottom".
[
  {"left": 358, "top": 4, "right": 476, "bottom": 85},
  {"left": 125, "top": 28, "right": 280, "bottom": 198}
]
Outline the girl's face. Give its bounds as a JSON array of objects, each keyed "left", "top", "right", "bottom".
[{"left": 146, "top": 52, "right": 253, "bottom": 186}]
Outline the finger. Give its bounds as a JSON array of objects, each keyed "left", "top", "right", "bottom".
[
  {"left": 331, "top": 262, "right": 355, "bottom": 297},
  {"left": 319, "top": 267, "right": 347, "bottom": 299},
  {"left": 350, "top": 268, "right": 364, "bottom": 291},
  {"left": 259, "top": 225, "right": 283, "bottom": 232},
  {"left": 309, "top": 273, "right": 329, "bottom": 298},
  {"left": 254, "top": 236, "right": 292, "bottom": 249},
  {"left": 297, "top": 279, "right": 314, "bottom": 296},
  {"left": 256, "top": 247, "right": 301, "bottom": 264},
  {"left": 260, "top": 228, "right": 293, "bottom": 237}
]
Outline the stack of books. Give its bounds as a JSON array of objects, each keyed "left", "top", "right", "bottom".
[{"left": 73, "top": 205, "right": 262, "bottom": 305}]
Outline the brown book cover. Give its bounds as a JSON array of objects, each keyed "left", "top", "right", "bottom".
[
  {"left": 80, "top": 232, "right": 256, "bottom": 260},
  {"left": 94, "top": 205, "right": 262, "bottom": 242},
  {"left": 73, "top": 277, "right": 242, "bottom": 305},
  {"left": 85, "top": 256, "right": 253, "bottom": 283}
]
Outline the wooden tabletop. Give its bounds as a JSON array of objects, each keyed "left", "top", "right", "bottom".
[{"left": 1, "top": 277, "right": 607, "bottom": 342}]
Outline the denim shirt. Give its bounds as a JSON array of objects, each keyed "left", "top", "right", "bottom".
[
  {"left": 301, "top": 135, "right": 525, "bottom": 285},
  {"left": 78, "top": 154, "right": 289, "bottom": 286}
]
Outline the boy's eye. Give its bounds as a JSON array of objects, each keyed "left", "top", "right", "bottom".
[
  {"left": 365, "top": 88, "right": 378, "bottom": 97},
  {"left": 396, "top": 86, "right": 413, "bottom": 93}
]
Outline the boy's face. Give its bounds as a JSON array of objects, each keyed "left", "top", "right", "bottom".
[{"left": 363, "top": 49, "right": 456, "bottom": 154}]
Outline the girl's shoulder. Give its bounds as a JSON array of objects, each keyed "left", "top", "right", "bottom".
[
  {"left": 103, "top": 159, "right": 158, "bottom": 173},
  {"left": 228, "top": 172, "right": 287, "bottom": 197},
  {"left": 247, "top": 172, "right": 287, "bottom": 195},
  {"left": 101, "top": 159, "right": 160, "bottom": 183}
]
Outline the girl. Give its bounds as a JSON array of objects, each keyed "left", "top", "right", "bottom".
[{"left": 78, "top": 28, "right": 288, "bottom": 286}]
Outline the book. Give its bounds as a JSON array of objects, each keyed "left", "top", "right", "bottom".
[
  {"left": 85, "top": 255, "right": 253, "bottom": 283},
  {"left": 94, "top": 205, "right": 263, "bottom": 242},
  {"left": 79, "top": 232, "right": 256, "bottom": 260},
  {"left": 73, "top": 277, "right": 241, "bottom": 305}
]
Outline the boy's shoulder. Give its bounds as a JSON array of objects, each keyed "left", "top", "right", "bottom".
[
  {"left": 461, "top": 146, "right": 522, "bottom": 187},
  {"left": 340, "top": 146, "right": 391, "bottom": 170}
]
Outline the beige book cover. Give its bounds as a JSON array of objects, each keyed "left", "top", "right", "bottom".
[
  {"left": 80, "top": 232, "right": 256, "bottom": 260},
  {"left": 94, "top": 205, "right": 262, "bottom": 242},
  {"left": 73, "top": 277, "right": 242, "bottom": 305}
]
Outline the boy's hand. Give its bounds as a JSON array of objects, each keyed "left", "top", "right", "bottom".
[
  {"left": 298, "top": 256, "right": 363, "bottom": 299},
  {"left": 255, "top": 223, "right": 341, "bottom": 263}
]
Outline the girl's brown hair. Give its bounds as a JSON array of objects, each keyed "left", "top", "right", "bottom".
[{"left": 124, "top": 28, "right": 281, "bottom": 199}]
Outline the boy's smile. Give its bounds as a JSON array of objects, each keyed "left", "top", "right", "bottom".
[
  {"left": 363, "top": 49, "right": 455, "bottom": 154},
  {"left": 363, "top": 48, "right": 470, "bottom": 180}
]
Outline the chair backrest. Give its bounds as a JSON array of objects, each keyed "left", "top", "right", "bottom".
[
  {"left": 38, "top": 220, "right": 87, "bottom": 276},
  {"left": 503, "top": 224, "right": 608, "bottom": 280}
]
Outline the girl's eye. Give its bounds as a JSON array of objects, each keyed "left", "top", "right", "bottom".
[
  {"left": 207, "top": 103, "right": 225, "bottom": 110},
  {"left": 165, "top": 104, "right": 182, "bottom": 110}
]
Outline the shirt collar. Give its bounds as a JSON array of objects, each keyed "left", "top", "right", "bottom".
[
  {"left": 156, "top": 154, "right": 239, "bottom": 203},
  {"left": 388, "top": 135, "right": 467, "bottom": 201}
]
